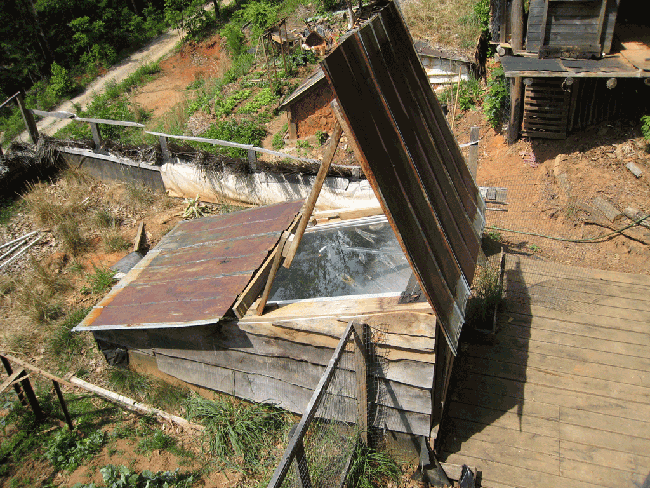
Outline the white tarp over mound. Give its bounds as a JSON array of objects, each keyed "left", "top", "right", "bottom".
[{"left": 160, "top": 160, "right": 380, "bottom": 211}]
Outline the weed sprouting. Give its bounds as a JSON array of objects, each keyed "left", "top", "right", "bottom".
[
  {"left": 84, "top": 266, "right": 116, "bottom": 295},
  {"left": 272, "top": 131, "right": 285, "bottom": 150},
  {"left": 185, "top": 395, "right": 289, "bottom": 470},
  {"left": 94, "top": 209, "right": 118, "bottom": 228},
  {"left": 346, "top": 442, "right": 401, "bottom": 488},
  {"left": 465, "top": 262, "right": 503, "bottom": 329},
  {"left": 57, "top": 219, "right": 89, "bottom": 256},
  {"left": 103, "top": 232, "right": 130, "bottom": 253},
  {"left": 73, "top": 464, "right": 196, "bottom": 488}
]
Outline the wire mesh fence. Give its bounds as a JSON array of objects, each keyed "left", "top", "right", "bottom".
[{"left": 269, "top": 320, "right": 391, "bottom": 488}]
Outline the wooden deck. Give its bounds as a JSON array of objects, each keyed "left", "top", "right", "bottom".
[{"left": 438, "top": 254, "right": 650, "bottom": 488}]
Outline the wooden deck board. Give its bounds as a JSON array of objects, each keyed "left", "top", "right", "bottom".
[{"left": 439, "top": 255, "right": 650, "bottom": 487}]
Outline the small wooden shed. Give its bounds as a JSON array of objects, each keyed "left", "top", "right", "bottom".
[{"left": 496, "top": 0, "right": 650, "bottom": 141}]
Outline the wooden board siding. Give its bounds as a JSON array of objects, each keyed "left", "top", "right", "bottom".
[
  {"left": 522, "top": 78, "right": 570, "bottom": 139},
  {"left": 526, "top": 0, "right": 619, "bottom": 56},
  {"left": 437, "top": 254, "right": 650, "bottom": 488}
]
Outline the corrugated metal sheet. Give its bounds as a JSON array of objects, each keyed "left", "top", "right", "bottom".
[
  {"left": 74, "top": 200, "right": 303, "bottom": 331},
  {"left": 321, "top": 1, "right": 485, "bottom": 354}
]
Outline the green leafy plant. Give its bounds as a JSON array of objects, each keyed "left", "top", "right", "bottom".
[
  {"left": 44, "top": 429, "right": 105, "bottom": 471},
  {"left": 213, "top": 89, "right": 252, "bottom": 116},
  {"left": 484, "top": 66, "right": 508, "bottom": 129},
  {"left": 272, "top": 132, "right": 285, "bottom": 150},
  {"left": 201, "top": 120, "right": 266, "bottom": 158},
  {"left": 465, "top": 263, "right": 503, "bottom": 329},
  {"left": 238, "top": 88, "right": 278, "bottom": 114},
  {"left": 346, "top": 443, "right": 401, "bottom": 488},
  {"left": 73, "top": 464, "right": 195, "bottom": 488},
  {"left": 641, "top": 115, "right": 650, "bottom": 143},
  {"left": 185, "top": 395, "right": 288, "bottom": 470},
  {"left": 49, "top": 307, "right": 90, "bottom": 358},
  {"left": 296, "top": 139, "right": 312, "bottom": 149},
  {"left": 315, "top": 130, "right": 328, "bottom": 146},
  {"left": 136, "top": 429, "right": 177, "bottom": 454}
]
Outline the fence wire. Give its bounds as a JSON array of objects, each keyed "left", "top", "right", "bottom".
[{"left": 274, "top": 322, "right": 390, "bottom": 488}]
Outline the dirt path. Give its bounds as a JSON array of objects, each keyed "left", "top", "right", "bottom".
[{"left": 18, "top": 29, "right": 183, "bottom": 142}]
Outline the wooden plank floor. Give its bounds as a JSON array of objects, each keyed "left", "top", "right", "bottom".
[{"left": 437, "top": 254, "right": 650, "bottom": 488}]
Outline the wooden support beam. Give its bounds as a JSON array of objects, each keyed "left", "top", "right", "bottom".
[
  {"left": 0, "top": 370, "right": 25, "bottom": 394},
  {"left": 18, "top": 370, "right": 44, "bottom": 420},
  {"left": 282, "top": 120, "right": 342, "bottom": 268},
  {"left": 16, "top": 94, "right": 39, "bottom": 144},
  {"left": 256, "top": 231, "right": 289, "bottom": 315},
  {"left": 159, "top": 135, "right": 172, "bottom": 161},
  {"left": 510, "top": 0, "right": 524, "bottom": 52},
  {"left": 52, "top": 380, "right": 74, "bottom": 431},
  {"left": 89, "top": 122, "right": 103, "bottom": 150},
  {"left": 507, "top": 77, "right": 524, "bottom": 144},
  {"left": 133, "top": 222, "right": 147, "bottom": 253},
  {"left": 353, "top": 321, "right": 369, "bottom": 446}
]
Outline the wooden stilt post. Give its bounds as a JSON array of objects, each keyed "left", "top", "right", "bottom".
[
  {"left": 15, "top": 93, "right": 39, "bottom": 144},
  {"left": 89, "top": 122, "right": 103, "bottom": 150},
  {"left": 52, "top": 380, "right": 74, "bottom": 430},
  {"left": 510, "top": 0, "right": 524, "bottom": 52},
  {"left": 17, "top": 370, "right": 44, "bottom": 420},
  {"left": 507, "top": 77, "right": 524, "bottom": 144}
]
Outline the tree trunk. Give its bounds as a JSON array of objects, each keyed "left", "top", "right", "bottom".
[
  {"left": 212, "top": 0, "right": 220, "bottom": 19},
  {"left": 24, "top": 0, "right": 54, "bottom": 66},
  {"left": 129, "top": 0, "right": 140, "bottom": 16}
]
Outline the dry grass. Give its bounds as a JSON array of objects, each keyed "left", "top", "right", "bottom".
[{"left": 402, "top": 0, "right": 483, "bottom": 52}]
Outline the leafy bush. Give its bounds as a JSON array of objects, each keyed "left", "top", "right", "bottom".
[
  {"left": 49, "top": 62, "right": 74, "bottom": 98},
  {"left": 214, "top": 89, "right": 252, "bottom": 116},
  {"left": 221, "top": 22, "right": 246, "bottom": 56},
  {"left": 45, "top": 429, "right": 105, "bottom": 471},
  {"left": 439, "top": 76, "right": 483, "bottom": 111},
  {"left": 202, "top": 120, "right": 266, "bottom": 157},
  {"left": 315, "top": 130, "right": 328, "bottom": 146},
  {"left": 272, "top": 132, "right": 285, "bottom": 150},
  {"left": 642, "top": 115, "right": 650, "bottom": 142},
  {"left": 484, "top": 66, "right": 508, "bottom": 129}
]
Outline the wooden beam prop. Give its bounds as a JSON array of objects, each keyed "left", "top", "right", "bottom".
[
  {"left": 353, "top": 321, "right": 369, "bottom": 446},
  {"left": 282, "top": 120, "right": 343, "bottom": 268},
  {"left": 257, "top": 231, "right": 289, "bottom": 315},
  {"left": 52, "top": 380, "right": 74, "bottom": 431}
]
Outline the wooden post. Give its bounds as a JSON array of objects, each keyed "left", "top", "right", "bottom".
[
  {"left": 468, "top": 126, "right": 479, "bottom": 180},
  {"left": 510, "top": 0, "right": 524, "bottom": 52},
  {"left": 431, "top": 323, "right": 452, "bottom": 453},
  {"left": 256, "top": 231, "right": 289, "bottom": 314},
  {"left": 353, "top": 321, "right": 368, "bottom": 446},
  {"left": 288, "top": 108, "right": 297, "bottom": 140},
  {"left": 261, "top": 36, "right": 273, "bottom": 90},
  {"left": 89, "top": 122, "right": 103, "bottom": 150},
  {"left": 507, "top": 77, "right": 524, "bottom": 144},
  {"left": 279, "top": 20, "right": 289, "bottom": 75},
  {"left": 17, "top": 370, "right": 44, "bottom": 420},
  {"left": 52, "top": 380, "right": 74, "bottom": 430},
  {"left": 282, "top": 121, "right": 342, "bottom": 268},
  {"left": 1, "top": 356, "right": 26, "bottom": 406},
  {"left": 15, "top": 93, "right": 39, "bottom": 144},
  {"left": 159, "top": 136, "right": 172, "bottom": 161},
  {"left": 247, "top": 149, "right": 258, "bottom": 172}
]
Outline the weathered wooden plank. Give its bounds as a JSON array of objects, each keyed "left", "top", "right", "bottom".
[
  {"left": 451, "top": 372, "right": 650, "bottom": 423},
  {"left": 443, "top": 438, "right": 560, "bottom": 476},
  {"left": 560, "top": 407, "right": 650, "bottom": 441},
  {"left": 442, "top": 453, "right": 594, "bottom": 488},
  {"left": 458, "top": 355, "right": 650, "bottom": 405},
  {"left": 560, "top": 440, "right": 650, "bottom": 477},
  {"left": 560, "top": 457, "right": 649, "bottom": 488},
  {"left": 445, "top": 400, "right": 560, "bottom": 437},
  {"left": 560, "top": 422, "right": 650, "bottom": 457},
  {"left": 441, "top": 417, "right": 560, "bottom": 456},
  {"left": 461, "top": 343, "right": 650, "bottom": 388}
]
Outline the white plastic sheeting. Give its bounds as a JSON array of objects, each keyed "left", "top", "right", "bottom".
[{"left": 160, "top": 160, "right": 380, "bottom": 211}]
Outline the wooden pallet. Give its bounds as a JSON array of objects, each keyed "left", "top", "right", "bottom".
[{"left": 522, "top": 79, "right": 570, "bottom": 140}]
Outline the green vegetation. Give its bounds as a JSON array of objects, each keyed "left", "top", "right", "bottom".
[
  {"left": 213, "top": 89, "right": 252, "bottom": 116},
  {"left": 466, "top": 261, "right": 503, "bottom": 329},
  {"left": 315, "top": 130, "right": 328, "bottom": 146},
  {"left": 484, "top": 66, "right": 509, "bottom": 129},
  {"left": 440, "top": 76, "right": 484, "bottom": 111},
  {"left": 45, "top": 430, "right": 106, "bottom": 471},
  {"left": 201, "top": 120, "right": 267, "bottom": 158},
  {"left": 75, "top": 464, "right": 196, "bottom": 488},
  {"left": 642, "top": 115, "right": 650, "bottom": 143},
  {"left": 185, "top": 395, "right": 288, "bottom": 470},
  {"left": 48, "top": 307, "right": 91, "bottom": 358},
  {"left": 346, "top": 443, "right": 401, "bottom": 488},
  {"left": 103, "top": 232, "right": 130, "bottom": 252},
  {"left": 83, "top": 266, "right": 116, "bottom": 295},
  {"left": 272, "top": 132, "right": 286, "bottom": 150},
  {"left": 238, "top": 88, "right": 278, "bottom": 114}
]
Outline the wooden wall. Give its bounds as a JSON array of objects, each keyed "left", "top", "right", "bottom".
[{"left": 526, "top": 0, "right": 619, "bottom": 56}]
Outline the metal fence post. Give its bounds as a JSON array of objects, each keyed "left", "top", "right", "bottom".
[{"left": 468, "top": 126, "right": 479, "bottom": 180}]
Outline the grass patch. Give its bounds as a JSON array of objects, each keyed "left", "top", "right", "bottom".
[
  {"left": 201, "top": 120, "right": 266, "bottom": 158},
  {"left": 185, "top": 395, "right": 289, "bottom": 470},
  {"left": 403, "top": 0, "right": 485, "bottom": 51},
  {"left": 94, "top": 209, "right": 119, "bottom": 228},
  {"left": 465, "top": 261, "right": 503, "bottom": 330},
  {"left": 74, "top": 464, "right": 196, "bottom": 488},
  {"left": 346, "top": 443, "right": 401, "bottom": 488},
  {"left": 107, "top": 368, "right": 150, "bottom": 401},
  {"left": 213, "top": 89, "right": 252, "bottom": 117},
  {"left": 103, "top": 232, "right": 130, "bottom": 253},
  {"left": 48, "top": 307, "right": 91, "bottom": 358}
]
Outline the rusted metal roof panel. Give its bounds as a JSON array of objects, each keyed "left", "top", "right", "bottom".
[
  {"left": 321, "top": 2, "right": 485, "bottom": 354},
  {"left": 74, "top": 200, "right": 303, "bottom": 331}
]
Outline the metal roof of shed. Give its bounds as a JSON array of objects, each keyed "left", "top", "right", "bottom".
[{"left": 74, "top": 200, "right": 303, "bottom": 331}]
